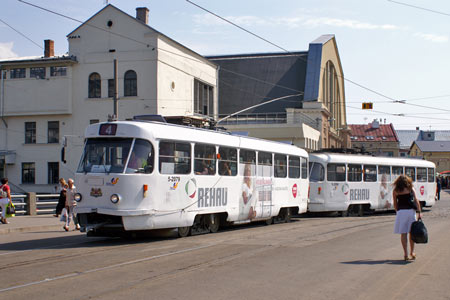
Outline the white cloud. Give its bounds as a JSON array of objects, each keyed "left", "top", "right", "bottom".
[
  {"left": 303, "top": 17, "right": 398, "bottom": 30},
  {"left": 414, "top": 32, "right": 448, "bottom": 43},
  {"left": 0, "top": 42, "right": 18, "bottom": 59}
]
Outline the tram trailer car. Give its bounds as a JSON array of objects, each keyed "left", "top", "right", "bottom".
[
  {"left": 74, "top": 120, "right": 309, "bottom": 237},
  {"left": 308, "top": 153, "right": 436, "bottom": 216}
]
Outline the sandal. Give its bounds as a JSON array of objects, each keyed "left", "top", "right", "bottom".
[
  {"left": 63, "top": 226, "right": 69, "bottom": 232},
  {"left": 410, "top": 253, "right": 416, "bottom": 260},
  {"left": 404, "top": 255, "right": 409, "bottom": 261}
]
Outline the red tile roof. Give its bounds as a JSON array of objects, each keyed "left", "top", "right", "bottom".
[{"left": 349, "top": 123, "right": 399, "bottom": 142}]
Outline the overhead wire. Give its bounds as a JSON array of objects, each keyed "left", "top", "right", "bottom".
[
  {"left": 387, "top": 0, "right": 450, "bottom": 17},
  {"left": 0, "top": 17, "right": 43, "bottom": 49}
]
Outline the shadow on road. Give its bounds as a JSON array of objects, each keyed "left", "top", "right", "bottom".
[{"left": 341, "top": 259, "right": 412, "bottom": 265}]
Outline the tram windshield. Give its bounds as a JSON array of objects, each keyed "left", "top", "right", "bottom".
[{"left": 77, "top": 138, "right": 132, "bottom": 173}]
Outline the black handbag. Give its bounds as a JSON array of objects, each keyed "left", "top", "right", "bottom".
[{"left": 411, "top": 217, "right": 428, "bottom": 244}]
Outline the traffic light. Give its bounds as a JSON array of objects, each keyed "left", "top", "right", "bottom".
[{"left": 362, "top": 102, "right": 373, "bottom": 109}]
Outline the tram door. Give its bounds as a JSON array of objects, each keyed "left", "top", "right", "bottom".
[{"left": 256, "top": 152, "right": 273, "bottom": 218}]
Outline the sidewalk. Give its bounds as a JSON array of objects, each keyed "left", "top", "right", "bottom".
[{"left": 0, "top": 215, "right": 64, "bottom": 235}]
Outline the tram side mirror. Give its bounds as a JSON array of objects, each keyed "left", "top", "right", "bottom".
[{"left": 61, "top": 147, "right": 67, "bottom": 164}]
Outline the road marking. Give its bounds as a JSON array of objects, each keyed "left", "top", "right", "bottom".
[{"left": 0, "top": 243, "right": 214, "bottom": 293}]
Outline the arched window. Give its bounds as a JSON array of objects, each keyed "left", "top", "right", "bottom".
[
  {"left": 124, "top": 70, "right": 137, "bottom": 96},
  {"left": 88, "top": 72, "right": 101, "bottom": 98},
  {"left": 321, "top": 61, "right": 342, "bottom": 129}
]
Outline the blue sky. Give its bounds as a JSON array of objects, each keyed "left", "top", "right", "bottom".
[{"left": 2, "top": 0, "right": 450, "bottom": 130}]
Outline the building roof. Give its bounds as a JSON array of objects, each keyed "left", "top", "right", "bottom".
[
  {"left": 396, "top": 129, "right": 450, "bottom": 150},
  {"left": 207, "top": 52, "right": 308, "bottom": 115},
  {"left": 412, "top": 141, "right": 450, "bottom": 152},
  {"left": 0, "top": 55, "right": 77, "bottom": 66},
  {"left": 349, "top": 123, "right": 399, "bottom": 142}
]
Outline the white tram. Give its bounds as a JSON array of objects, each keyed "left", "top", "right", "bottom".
[
  {"left": 74, "top": 120, "right": 309, "bottom": 236},
  {"left": 308, "top": 153, "right": 436, "bottom": 216}
]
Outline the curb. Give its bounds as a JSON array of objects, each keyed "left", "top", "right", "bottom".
[{"left": 0, "top": 225, "right": 64, "bottom": 235}]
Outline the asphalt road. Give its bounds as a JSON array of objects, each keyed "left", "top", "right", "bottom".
[{"left": 1, "top": 191, "right": 449, "bottom": 300}]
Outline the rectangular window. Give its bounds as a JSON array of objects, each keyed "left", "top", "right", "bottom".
[
  {"left": 428, "top": 168, "right": 435, "bottom": 182},
  {"left": 417, "top": 167, "right": 427, "bottom": 182},
  {"left": 378, "top": 165, "right": 391, "bottom": 182},
  {"left": 258, "top": 151, "right": 273, "bottom": 177},
  {"left": 25, "top": 122, "right": 36, "bottom": 144},
  {"left": 288, "top": 156, "right": 300, "bottom": 179},
  {"left": 48, "top": 162, "right": 59, "bottom": 184},
  {"left": 309, "top": 162, "right": 325, "bottom": 182},
  {"left": 363, "top": 165, "right": 377, "bottom": 182},
  {"left": 239, "top": 149, "right": 256, "bottom": 177},
  {"left": 194, "top": 79, "right": 214, "bottom": 117},
  {"left": 348, "top": 164, "right": 362, "bottom": 182},
  {"left": 30, "top": 67, "right": 46, "bottom": 79},
  {"left": 327, "top": 163, "right": 346, "bottom": 182},
  {"left": 48, "top": 121, "right": 59, "bottom": 143},
  {"left": 194, "top": 144, "right": 216, "bottom": 175},
  {"left": 50, "top": 66, "right": 67, "bottom": 77},
  {"left": 218, "top": 147, "right": 237, "bottom": 176},
  {"left": 274, "top": 154, "right": 287, "bottom": 178},
  {"left": 108, "top": 79, "right": 115, "bottom": 98},
  {"left": 301, "top": 157, "right": 308, "bottom": 179},
  {"left": 22, "top": 162, "right": 35, "bottom": 184},
  {"left": 10, "top": 68, "right": 26, "bottom": 79},
  {"left": 159, "top": 141, "right": 191, "bottom": 174},
  {"left": 405, "top": 167, "right": 416, "bottom": 182}
]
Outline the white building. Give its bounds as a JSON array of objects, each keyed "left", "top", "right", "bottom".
[{"left": 0, "top": 5, "right": 218, "bottom": 192}]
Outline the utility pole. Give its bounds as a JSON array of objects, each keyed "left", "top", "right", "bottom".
[{"left": 113, "top": 59, "right": 118, "bottom": 120}]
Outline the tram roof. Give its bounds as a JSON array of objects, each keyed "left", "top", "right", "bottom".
[
  {"left": 85, "top": 120, "right": 308, "bottom": 157},
  {"left": 309, "top": 153, "right": 435, "bottom": 168}
]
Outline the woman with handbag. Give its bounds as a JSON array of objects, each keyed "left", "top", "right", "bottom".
[
  {"left": 53, "top": 178, "right": 68, "bottom": 217},
  {"left": 0, "top": 178, "right": 13, "bottom": 224},
  {"left": 393, "top": 175, "right": 422, "bottom": 261},
  {"left": 64, "top": 178, "right": 80, "bottom": 231}
]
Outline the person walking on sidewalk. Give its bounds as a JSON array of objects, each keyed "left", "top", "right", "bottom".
[
  {"left": 0, "top": 178, "right": 13, "bottom": 224},
  {"left": 393, "top": 175, "right": 422, "bottom": 261},
  {"left": 64, "top": 178, "right": 80, "bottom": 231},
  {"left": 54, "top": 178, "right": 68, "bottom": 217}
]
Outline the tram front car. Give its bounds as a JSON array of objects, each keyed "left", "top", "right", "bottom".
[{"left": 75, "top": 122, "right": 157, "bottom": 236}]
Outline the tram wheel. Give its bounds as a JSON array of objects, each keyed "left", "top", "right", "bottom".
[
  {"left": 265, "top": 217, "right": 273, "bottom": 225},
  {"left": 208, "top": 214, "right": 220, "bottom": 233},
  {"left": 177, "top": 226, "right": 191, "bottom": 237},
  {"left": 339, "top": 210, "right": 349, "bottom": 217}
]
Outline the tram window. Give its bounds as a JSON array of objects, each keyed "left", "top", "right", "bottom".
[
  {"left": 77, "top": 137, "right": 132, "bottom": 173},
  {"left": 309, "top": 162, "right": 325, "bottom": 182},
  {"left": 274, "top": 154, "right": 287, "bottom": 178},
  {"left": 239, "top": 149, "right": 256, "bottom": 177},
  {"left": 428, "top": 168, "right": 435, "bottom": 182},
  {"left": 301, "top": 157, "right": 308, "bottom": 179},
  {"left": 327, "top": 163, "right": 346, "bottom": 182},
  {"left": 126, "top": 139, "right": 154, "bottom": 174},
  {"left": 378, "top": 165, "right": 391, "bottom": 182},
  {"left": 392, "top": 166, "right": 403, "bottom": 181},
  {"left": 417, "top": 167, "right": 427, "bottom": 182},
  {"left": 405, "top": 167, "right": 415, "bottom": 181},
  {"left": 159, "top": 141, "right": 191, "bottom": 174},
  {"left": 258, "top": 151, "right": 273, "bottom": 177},
  {"left": 218, "top": 147, "right": 237, "bottom": 176},
  {"left": 348, "top": 164, "right": 362, "bottom": 182},
  {"left": 288, "top": 156, "right": 300, "bottom": 178},
  {"left": 363, "top": 165, "right": 377, "bottom": 182},
  {"left": 194, "top": 144, "right": 216, "bottom": 175}
]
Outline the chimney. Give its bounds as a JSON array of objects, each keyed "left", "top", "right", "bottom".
[
  {"left": 44, "top": 39, "right": 54, "bottom": 57},
  {"left": 136, "top": 7, "right": 149, "bottom": 24}
]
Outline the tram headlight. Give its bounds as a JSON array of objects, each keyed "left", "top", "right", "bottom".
[
  {"left": 110, "top": 194, "right": 121, "bottom": 204},
  {"left": 74, "top": 193, "right": 82, "bottom": 202}
]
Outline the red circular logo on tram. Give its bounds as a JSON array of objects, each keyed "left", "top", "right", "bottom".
[
  {"left": 420, "top": 186, "right": 424, "bottom": 196},
  {"left": 292, "top": 184, "right": 298, "bottom": 198}
]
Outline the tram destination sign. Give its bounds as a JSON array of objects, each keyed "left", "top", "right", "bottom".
[{"left": 99, "top": 124, "right": 117, "bottom": 136}]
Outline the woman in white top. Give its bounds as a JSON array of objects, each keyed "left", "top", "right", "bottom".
[
  {"left": 0, "top": 178, "right": 13, "bottom": 224},
  {"left": 64, "top": 178, "right": 81, "bottom": 231}
]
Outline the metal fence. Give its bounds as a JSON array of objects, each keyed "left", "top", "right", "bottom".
[{"left": 9, "top": 193, "right": 59, "bottom": 215}]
